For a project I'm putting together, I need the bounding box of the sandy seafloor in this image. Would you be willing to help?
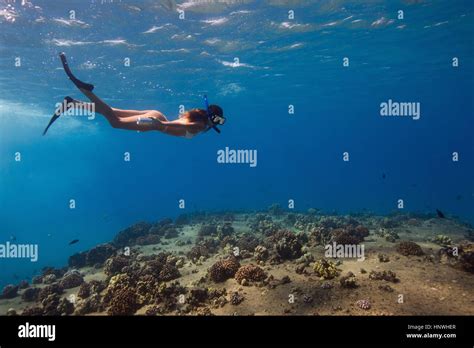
[1,211,473,316]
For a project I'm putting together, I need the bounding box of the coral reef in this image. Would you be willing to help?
[4,210,472,317]
[162,226,179,239]
[254,245,269,262]
[187,244,212,262]
[107,287,138,315]
[236,234,261,253]
[432,235,453,247]
[183,287,227,311]
[308,226,332,245]
[378,284,394,292]
[56,297,75,315]
[208,257,240,282]
[375,228,400,243]
[38,284,64,302]
[285,213,297,225]
[187,288,209,307]
[266,230,304,260]
[135,234,161,245]
[158,263,181,281]
[1,284,18,299]
[42,274,57,284]
[312,259,341,279]
[356,299,371,310]
[113,222,152,248]
[32,276,43,285]
[218,222,235,238]
[198,224,218,237]
[330,225,369,245]
[396,241,424,256]
[175,214,190,226]
[41,266,66,279]
[339,272,358,288]
[380,217,401,228]
[321,282,333,289]
[248,214,282,235]
[21,287,40,302]
[407,218,422,226]
[75,294,104,315]
[18,280,29,289]
[268,203,284,216]
[104,255,130,277]
[369,270,399,283]
[59,270,84,289]
[143,253,181,281]
[68,243,116,268]
[234,264,267,285]
[77,280,106,299]
[230,292,244,305]
[458,242,474,273]
[21,307,44,316]
[41,293,73,316]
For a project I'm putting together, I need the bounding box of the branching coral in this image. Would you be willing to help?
[312,259,341,279]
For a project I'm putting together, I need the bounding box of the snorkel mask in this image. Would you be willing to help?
[210,114,226,125]
[204,95,225,133]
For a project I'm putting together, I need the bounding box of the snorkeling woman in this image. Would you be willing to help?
[43,53,225,137]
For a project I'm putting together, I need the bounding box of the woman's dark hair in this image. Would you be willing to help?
[186,105,223,123]
[209,104,223,117]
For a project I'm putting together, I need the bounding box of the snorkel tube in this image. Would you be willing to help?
[204,95,221,134]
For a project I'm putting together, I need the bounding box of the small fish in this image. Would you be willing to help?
[382,173,386,179]
[68,239,79,245]
[436,209,445,218]
[10,235,16,241]
[456,195,463,201]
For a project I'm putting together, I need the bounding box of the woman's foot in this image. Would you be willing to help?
[59,53,94,91]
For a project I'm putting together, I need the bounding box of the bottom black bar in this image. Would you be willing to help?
[0,315,472,346]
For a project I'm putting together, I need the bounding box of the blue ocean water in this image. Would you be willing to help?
[0,0,472,288]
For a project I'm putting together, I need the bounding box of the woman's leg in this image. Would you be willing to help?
[77,89,122,128]
[69,92,165,131]
[111,108,162,118]
[67,97,160,119]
